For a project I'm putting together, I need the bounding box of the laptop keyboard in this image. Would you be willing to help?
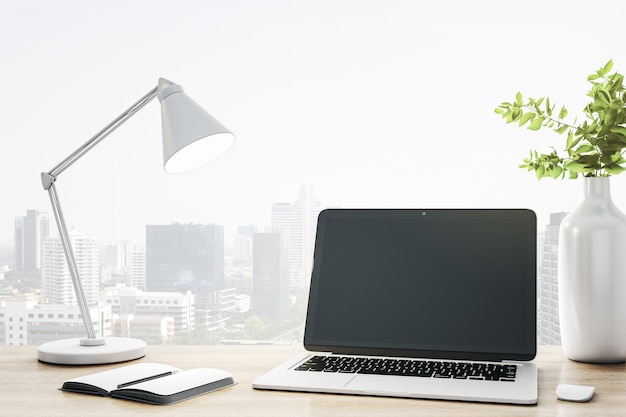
[295,355,517,382]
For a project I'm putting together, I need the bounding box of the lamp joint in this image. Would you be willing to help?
[41,172,56,190]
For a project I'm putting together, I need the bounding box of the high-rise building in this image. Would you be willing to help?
[99,243,122,284]
[42,230,100,306]
[252,232,289,323]
[129,249,146,290]
[271,185,322,289]
[14,210,49,272]
[145,223,224,292]
[537,212,567,345]
[233,224,256,266]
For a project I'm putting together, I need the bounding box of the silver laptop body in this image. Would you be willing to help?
[253,209,538,405]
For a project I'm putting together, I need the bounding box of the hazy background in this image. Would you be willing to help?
[3,0,626,246]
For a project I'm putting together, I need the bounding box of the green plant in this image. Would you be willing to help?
[495,60,626,179]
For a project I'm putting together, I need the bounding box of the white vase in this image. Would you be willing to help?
[558,176,626,363]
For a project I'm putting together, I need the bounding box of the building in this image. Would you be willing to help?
[537,212,567,345]
[0,299,112,345]
[129,248,146,290]
[99,242,122,284]
[224,264,253,294]
[101,286,195,335]
[195,287,238,333]
[114,315,175,345]
[252,232,289,323]
[271,185,322,289]
[42,230,100,306]
[14,210,49,273]
[146,223,224,292]
[233,224,256,266]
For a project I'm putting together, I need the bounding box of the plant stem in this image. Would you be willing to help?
[520,105,577,130]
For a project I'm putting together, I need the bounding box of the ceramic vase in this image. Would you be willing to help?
[558,176,626,363]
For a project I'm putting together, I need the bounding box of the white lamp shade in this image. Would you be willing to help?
[159,82,235,173]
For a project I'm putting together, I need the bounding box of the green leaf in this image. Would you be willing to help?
[574,144,595,154]
[518,112,535,127]
[597,89,611,104]
[511,107,522,122]
[494,107,505,114]
[563,162,591,173]
[548,165,563,179]
[610,74,624,94]
[611,153,626,163]
[576,154,601,168]
[610,126,626,136]
[605,164,625,175]
[516,92,523,105]
[604,59,614,74]
[565,131,579,150]
[535,165,545,180]
[558,106,568,119]
[554,124,569,134]
[528,117,544,131]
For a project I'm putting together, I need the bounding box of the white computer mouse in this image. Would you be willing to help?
[556,384,595,402]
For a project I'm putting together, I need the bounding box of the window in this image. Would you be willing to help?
[0,2,613,348]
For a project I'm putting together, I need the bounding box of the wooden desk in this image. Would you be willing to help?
[1,345,624,416]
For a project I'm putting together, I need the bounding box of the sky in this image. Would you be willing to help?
[3,0,626,247]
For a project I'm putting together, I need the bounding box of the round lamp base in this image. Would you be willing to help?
[38,337,147,365]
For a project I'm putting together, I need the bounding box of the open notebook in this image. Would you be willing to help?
[253,208,538,405]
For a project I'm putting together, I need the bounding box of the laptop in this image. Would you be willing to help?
[252,208,538,405]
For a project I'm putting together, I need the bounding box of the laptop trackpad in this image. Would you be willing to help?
[345,374,440,396]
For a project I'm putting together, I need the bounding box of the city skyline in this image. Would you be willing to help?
[0,185,324,346]
[2,186,566,346]
[0,188,575,267]
[0,184,325,258]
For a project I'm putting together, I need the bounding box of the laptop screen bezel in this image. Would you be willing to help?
[303,208,537,362]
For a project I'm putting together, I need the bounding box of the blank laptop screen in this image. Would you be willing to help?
[304,209,537,362]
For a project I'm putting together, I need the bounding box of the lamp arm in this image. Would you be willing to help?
[45,181,100,341]
[43,84,160,186]
[40,81,167,343]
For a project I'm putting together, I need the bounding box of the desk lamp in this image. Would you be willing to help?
[37,78,235,365]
